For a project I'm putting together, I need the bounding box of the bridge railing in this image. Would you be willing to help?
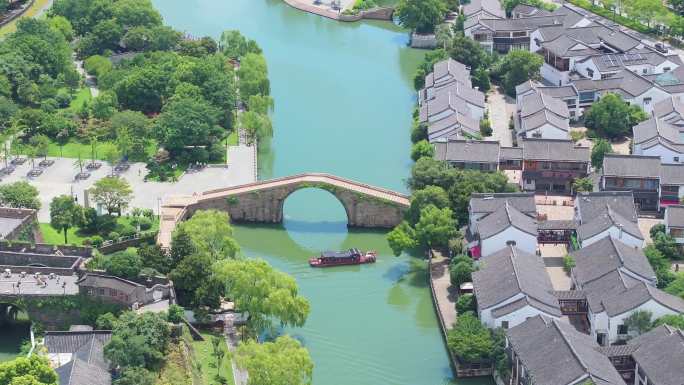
[199,173,409,202]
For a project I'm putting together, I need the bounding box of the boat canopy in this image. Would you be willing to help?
[321,249,361,259]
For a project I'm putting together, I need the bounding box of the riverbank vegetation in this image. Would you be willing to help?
[1,0,274,182]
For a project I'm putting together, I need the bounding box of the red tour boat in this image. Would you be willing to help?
[309,248,377,267]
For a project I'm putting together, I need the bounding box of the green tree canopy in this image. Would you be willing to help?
[396,0,449,33]
[410,139,434,161]
[387,221,418,256]
[584,93,648,139]
[572,177,593,193]
[219,30,262,59]
[154,96,223,162]
[214,258,310,328]
[0,355,57,385]
[236,335,313,385]
[238,53,270,99]
[49,195,84,244]
[447,312,494,363]
[449,34,491,71]
[591,139,613,169]
[407,185,450,225]
[104,311,170,371]
[624,310,654,336]
[113,367,155,385]
[665,272,684,299]
[496,50,543,96]
[653,314,684,329]
[415,205,457,248]
[91,176,133,215]
[0,181,41,209]
[450,255,475,287]
[175,210,239,260]
[105,248,143,279]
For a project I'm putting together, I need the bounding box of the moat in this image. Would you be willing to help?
[154,1,492,384]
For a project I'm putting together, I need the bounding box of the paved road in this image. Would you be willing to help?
[1,157,256,222]
[486,87,514,147]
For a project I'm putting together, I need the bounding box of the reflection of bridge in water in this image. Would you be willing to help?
[158,173,410,248]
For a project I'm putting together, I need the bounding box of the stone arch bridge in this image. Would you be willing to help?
[158,173,410,247]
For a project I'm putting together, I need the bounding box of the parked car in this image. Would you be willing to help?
[655,42,668,53]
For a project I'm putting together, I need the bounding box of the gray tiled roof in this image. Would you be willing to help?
[576,204,644,241]
[581,269,639,313]
[666,204,684,228]
[661,163,684,186]
[475,201,538,239]
[512,3,552,17]
[55,359,111,385]
[575,191,638,224]
[463,0,505,19]
[522,138,590,162]
[632,117,684,153]
[506,316,627,385]
[571,236,655,286]
[573,70,657,97]
[603,281,684,316]
[424,58,472,91]
[626,325,684,385]
[434,82,485,108]
[499,146,523,160]
[44,331,112,354]
[427,112,480,142]
[46,330,112,385]
[434,140,500,163]
[420,88,474,123]
[477,15,563,32]
[653,96,684,122]
[472,246,560,316]
[520,91,570,119]
[602,154,662,179]
[470,192,536,216]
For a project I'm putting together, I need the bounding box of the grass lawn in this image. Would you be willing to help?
[226,130,239,146]
[38,216,159,246]
[68,88,93,112]
[191,331,235,385]
[38,223,88,245]
[0,0,52,37]
[16,137,157,161]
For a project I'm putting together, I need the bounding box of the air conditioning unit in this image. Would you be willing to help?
[3,269,10,278]
[49,273,56,280]
[20,271,26,278]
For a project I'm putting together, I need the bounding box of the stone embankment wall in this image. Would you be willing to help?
[282,0,393,22]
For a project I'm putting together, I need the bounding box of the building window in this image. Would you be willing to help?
[618,324,629,335]
[664,67,671,72]
[98,288,105,296]
[642,68,648,74]
[675,157,680,162]
[587,69,594,77]
[644,97,652,105]
[501,321,509,329]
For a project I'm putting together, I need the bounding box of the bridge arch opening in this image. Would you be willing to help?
[282,187,349,250]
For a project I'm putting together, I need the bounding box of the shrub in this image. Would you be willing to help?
[91,235,104,248]
[479,116,492,137]
[450,255,475,287]
[455,294,476,314]
[138,217,153,231]
[167,304,185,323]
[108,231,120,241]
[117,223,136,237]
[563,255,575,273]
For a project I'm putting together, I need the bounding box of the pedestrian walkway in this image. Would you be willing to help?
[486,87,514,147]
[429,253,457,329]
[223,316,248,385]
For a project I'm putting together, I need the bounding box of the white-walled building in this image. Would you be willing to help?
[471,201,538,257]
[574,191,644,248]
[506,316,627,385]
[515,90,570,140]
[472,246,561,329]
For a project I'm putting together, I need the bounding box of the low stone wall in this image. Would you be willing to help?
[410,32,437,49]
[0,251,82,269]
[0,0,35,28]
[0,242,92,258]
[98,232,157,254]
[282,0,393,22]
[0,207,36,241]
[0,265,75,276]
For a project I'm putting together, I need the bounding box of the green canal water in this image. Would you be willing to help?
[153,1,494,384]
[0,320,30,362]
